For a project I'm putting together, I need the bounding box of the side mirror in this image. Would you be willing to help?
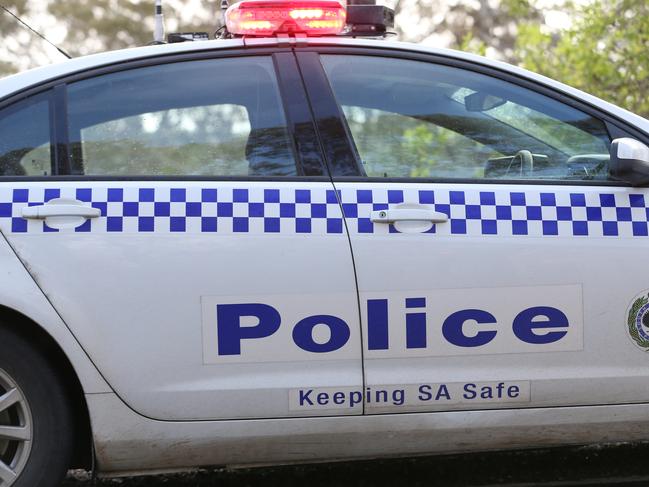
[609,138,649,186]
[464,92,506,112]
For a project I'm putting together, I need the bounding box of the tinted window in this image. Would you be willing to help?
[67,57,297,177]
[0,92,52,176]
[321,55,611,181]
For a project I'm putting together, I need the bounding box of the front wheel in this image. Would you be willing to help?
[0,327,74,487]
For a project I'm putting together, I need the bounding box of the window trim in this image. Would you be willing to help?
[0,46,328,181]
[299,46,649,187]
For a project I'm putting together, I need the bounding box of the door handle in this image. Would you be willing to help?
[22,201,100,220]
[370,208,449,224]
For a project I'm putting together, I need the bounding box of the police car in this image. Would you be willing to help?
[2,0,649,485]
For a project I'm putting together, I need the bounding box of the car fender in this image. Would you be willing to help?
[0,231,110,394]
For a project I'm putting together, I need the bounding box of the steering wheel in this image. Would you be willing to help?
[504,150,534,178]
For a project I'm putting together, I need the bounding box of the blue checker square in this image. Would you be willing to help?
[186,202,202,217]
[633,221,649,236]
[0,203,11,217]
[465,205,481,219]
[76,188,92,202]
[170,217,186,232]
[123,202,139,216]
[616,207,632,221]
[295,189,311,203]
[265,189,280,203]
[75,220,91,232]
[372,203,388,211]
[512,220,528,235]
[201,189,218,203]
[435,204,450,217]
[510,192,526,206]
[280,203,296,218]
[248,203,264,217]
[586,206,602,221]
[603,221,619,236]
[264,218,280,233]
[599,193,616,207]
[107,188,123,202]
[556,206,572,221]
[138,217,154,232]
[570,193,586,207]
[542,221,558,235]
[233,217,249,232]
[326,190,338,204]
[11,218,26,233]
[417,191,433,204]
[481,220,497,235]
[139,188,155,202]
[43,223,58,233]
[572,221,589,236]
[327,218,343,234]
[479,192,496,206]
[233,189,249,202]
[540,193,556,206]
[296,218,311,233]
[170,188,186,202]
[449,191,465,205]
[342,203,357,218]
[154,202,170,217]
[630,194,645,207]
[526,206,542,220]
[496,205,512,220]
[389,190,405,203]
[44,188,60,201]
[356,190,372,204]
[201,217,217,232]
[107,217,123,232]
[311,203,327,218]
[92,202,107,216]
[357,218,373,234]
[451,219,466,234]
[12,189,28,203]
[217,202,233,217]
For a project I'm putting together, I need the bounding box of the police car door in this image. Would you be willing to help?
[301,50,649,414]
[0,51,363,420]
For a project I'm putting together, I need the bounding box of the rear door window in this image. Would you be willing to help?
[67,57,298,177]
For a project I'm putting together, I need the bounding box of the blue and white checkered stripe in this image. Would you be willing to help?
[338,187,649,237]
[1,184,649,237]
[0,186,344,235]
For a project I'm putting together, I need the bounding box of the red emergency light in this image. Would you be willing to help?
[225,0,347,37]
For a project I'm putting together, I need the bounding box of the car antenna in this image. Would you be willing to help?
[0,3,71,59]
[153,0,165,44]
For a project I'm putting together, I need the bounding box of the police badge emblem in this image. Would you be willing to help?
[627,291,649,350]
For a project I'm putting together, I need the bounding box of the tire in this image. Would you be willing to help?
[0,326,74,487]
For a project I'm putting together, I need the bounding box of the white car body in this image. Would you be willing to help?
[1,37,649,477]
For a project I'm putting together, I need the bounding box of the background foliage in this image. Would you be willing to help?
[0,0,647,118]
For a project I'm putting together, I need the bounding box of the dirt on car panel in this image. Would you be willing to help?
[62,442,649,486]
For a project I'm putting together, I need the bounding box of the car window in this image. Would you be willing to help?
[67,57,298,177]
[0,92,53,177]
[321,55,612,181]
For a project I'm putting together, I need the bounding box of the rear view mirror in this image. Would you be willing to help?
[609,138,649,186]
[464,92,506,112]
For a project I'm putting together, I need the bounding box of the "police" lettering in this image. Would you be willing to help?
[215,298,571,356]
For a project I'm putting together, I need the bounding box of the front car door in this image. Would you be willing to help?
[0,50,363,420]
[300,48,649,414]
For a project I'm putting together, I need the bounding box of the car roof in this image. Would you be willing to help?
[1,36,648,134]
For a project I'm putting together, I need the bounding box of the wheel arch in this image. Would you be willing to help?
[0,304,93,470]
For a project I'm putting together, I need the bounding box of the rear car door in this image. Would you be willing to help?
[0,50,363,420]
[299,49,649,414]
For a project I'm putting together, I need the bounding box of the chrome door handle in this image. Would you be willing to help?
[22,201,100,220]
[370,208,449,224]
